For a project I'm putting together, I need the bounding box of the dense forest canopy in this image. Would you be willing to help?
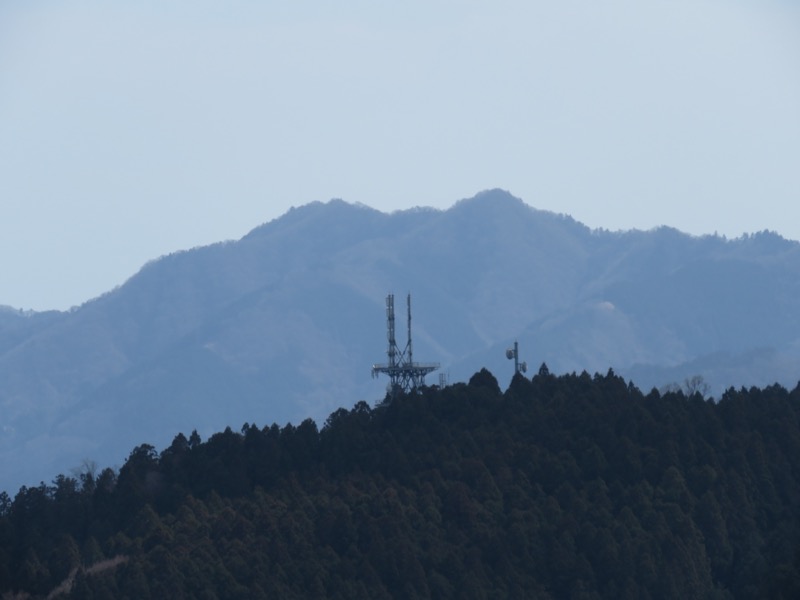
[1,367,799,598]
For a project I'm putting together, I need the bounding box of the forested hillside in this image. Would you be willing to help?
[1,369,798,599]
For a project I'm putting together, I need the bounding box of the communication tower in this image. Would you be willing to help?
[438,372,449,388]
[506,340,528,375]
[372,294,440,397]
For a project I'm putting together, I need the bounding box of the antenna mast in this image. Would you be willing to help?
[372,293,439,398]
[505,340,528,375]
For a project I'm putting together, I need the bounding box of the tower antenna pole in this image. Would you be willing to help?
[407,293,413,364]
[386,294,396,369]
[513,340,519,374]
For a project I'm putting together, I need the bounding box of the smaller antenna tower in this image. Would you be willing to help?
[372,294,440,397]
[438,372,449,388]
[505,340,528,375]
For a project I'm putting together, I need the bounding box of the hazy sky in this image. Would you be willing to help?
[2,0,798,311]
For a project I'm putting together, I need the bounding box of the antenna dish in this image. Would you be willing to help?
[520,361,528,374]
[506,348,514,360]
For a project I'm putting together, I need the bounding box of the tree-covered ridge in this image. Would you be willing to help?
[1,368,799,598]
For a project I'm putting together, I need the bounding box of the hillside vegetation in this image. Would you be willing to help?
[1,368,799,598]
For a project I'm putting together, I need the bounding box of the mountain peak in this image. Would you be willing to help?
[242,198,383,242]
[280,197,382,222]
[452,188,527,211]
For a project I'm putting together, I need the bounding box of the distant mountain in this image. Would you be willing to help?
[2,189,800,492]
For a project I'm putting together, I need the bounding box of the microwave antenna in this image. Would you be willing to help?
[506,340,528,375]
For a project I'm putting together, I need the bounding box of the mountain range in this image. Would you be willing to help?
[2,189,800,492]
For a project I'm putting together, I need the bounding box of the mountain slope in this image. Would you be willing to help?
[2,189,800,491]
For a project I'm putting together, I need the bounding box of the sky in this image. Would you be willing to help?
[1,0,799,311]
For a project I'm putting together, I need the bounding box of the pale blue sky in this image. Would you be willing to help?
[1,0,798,311]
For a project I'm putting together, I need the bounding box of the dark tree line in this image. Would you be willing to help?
[1,367,799,598]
